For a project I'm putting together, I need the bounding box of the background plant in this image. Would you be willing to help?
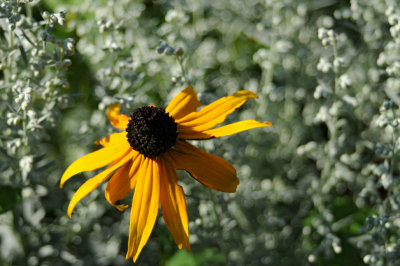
[1,0,400,265]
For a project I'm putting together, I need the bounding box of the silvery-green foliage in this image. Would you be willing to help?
[3,0,400,265]
[0,0,75,265]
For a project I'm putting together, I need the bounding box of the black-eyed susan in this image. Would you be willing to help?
[60,86,272,262]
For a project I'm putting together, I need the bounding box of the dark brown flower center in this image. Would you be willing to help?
[126,106,178,158]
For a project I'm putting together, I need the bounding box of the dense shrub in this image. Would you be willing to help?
[1,0,400,265]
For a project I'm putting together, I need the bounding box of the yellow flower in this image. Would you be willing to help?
[60,86,272,262]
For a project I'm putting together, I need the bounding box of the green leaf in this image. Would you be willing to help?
[166,248,225,266]
[0,186,22,214]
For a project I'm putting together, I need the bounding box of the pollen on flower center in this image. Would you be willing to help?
[126,106,178,158]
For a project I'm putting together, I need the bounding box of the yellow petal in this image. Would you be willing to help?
[159,155,190,251]
[126,158,160,262]
[95,131,127,147]
[177,90,258,131]
[67,149,134,217]
[178,120,272,139]
[107,104,131,130]
[165,86,201,120]
[169,140,239,193]
[105,153,143,211]
[60,132,129,188]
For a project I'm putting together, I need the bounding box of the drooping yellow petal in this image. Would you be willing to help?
[178,120,272,139]
[107,104,131,130]
[60,132,129,188]
[67,149,134,217]
[105,161,132,211]
[126,158,160,262]
[159,155,190,251]
[176,90,258,131]
[165,86,201,120]
[105,152,144,211]
[95,131,128,147]
[169,140,239,193]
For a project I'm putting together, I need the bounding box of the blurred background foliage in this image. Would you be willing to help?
[1,0,400,265]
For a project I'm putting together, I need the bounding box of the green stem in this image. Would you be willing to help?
[26,2,32,18]
[9,28,14,49]
[331,34,340,93]
[2,57,10,83]
[390,109,397,176]
[22,109,28,155]
[176,55,189,85]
